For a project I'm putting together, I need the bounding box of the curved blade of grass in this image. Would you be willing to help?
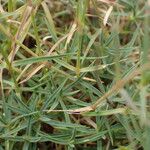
[13,54,74,67]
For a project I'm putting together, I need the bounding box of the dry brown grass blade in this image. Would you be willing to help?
[17,64,32,82]
[83,117,97,129]
[8,4,33,62]
[19,64,45,84]
[64,22,77,50]
[0,2,4,13]
[97,0,115,4]
[103,5,113,26]
[46,106,93,113]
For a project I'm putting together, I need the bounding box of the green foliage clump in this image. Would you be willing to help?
[0,0,150,149]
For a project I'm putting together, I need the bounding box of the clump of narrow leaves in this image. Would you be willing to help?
[0,0,150,150]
